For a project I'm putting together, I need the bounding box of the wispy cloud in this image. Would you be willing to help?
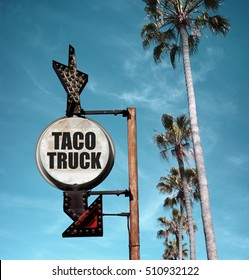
[198,91,238,119]
[22,65,54,97]
[111,43,186,111]
[216,225,249,259]
[191,46,238,118]
[200,125,220,154]
[104,38,229,115]
[41,216,66,235]
[139,189,165,233]
[119,87,163,112]
[0,192,59,213]
[227,154,249,167]
[192,46,225,83]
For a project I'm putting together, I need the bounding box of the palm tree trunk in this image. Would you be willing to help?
[179,26,218,260]
[178,201,184,260]
[177,155,196,260]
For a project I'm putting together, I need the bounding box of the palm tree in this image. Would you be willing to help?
[142,0,230,260]
[157,168,186,259]
[157,167,200,259]
[157,209,189,259]
[154,113,196,259]
[163,239,188,260]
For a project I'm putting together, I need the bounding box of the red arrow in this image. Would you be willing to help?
[63,195,103,238]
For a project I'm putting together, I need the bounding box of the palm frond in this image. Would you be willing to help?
[141,22,157,37]
[172,207,181,219]
[163,28,178,41]
[145,2,165,18]
[176,114,190,130]
[182,142,191,153]
[143,0,160,8]
[171,148,177,158]
[154,133,167,148]
[153,41,170,63]
[176,114,191,142]
[194,12,209,27]
[170,43,181,68]
[184,0,203,14]
[157,216,167,224]
[162,114,174,130]
[170,167,180,177]
[160,149,170,161]
[185,168,197,179]
[141,23,159,49]
[193,187,201,201]
[164,196,179,208]
[157,229,167,239]
[208,15,230,36]
[188,34,200,55]
[158,175,168,181]
[156,181,173,194]
[204,0,224,11]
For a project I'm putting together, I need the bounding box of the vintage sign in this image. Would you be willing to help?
[36,116,115,191]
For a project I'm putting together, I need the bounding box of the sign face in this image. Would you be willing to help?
[36,117,115,191]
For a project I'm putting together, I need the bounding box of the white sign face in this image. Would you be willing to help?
[36,117,115,191]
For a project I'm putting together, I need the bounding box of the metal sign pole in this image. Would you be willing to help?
[127,108,140,260]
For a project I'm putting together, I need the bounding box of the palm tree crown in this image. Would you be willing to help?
[157,209,189,259]
[154,114,191,161]
[141,0,230,67]
[157,167,200,209]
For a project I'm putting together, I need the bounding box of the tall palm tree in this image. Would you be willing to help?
[157,167,200,259]
[154,113,196,259]
[142,0,230,260]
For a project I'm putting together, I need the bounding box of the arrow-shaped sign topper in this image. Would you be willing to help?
[53,45,88,116]
[63,192,103,238]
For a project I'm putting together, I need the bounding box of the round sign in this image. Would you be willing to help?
[35,116,115,191]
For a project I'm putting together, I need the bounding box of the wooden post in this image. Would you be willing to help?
[127,108,140,260]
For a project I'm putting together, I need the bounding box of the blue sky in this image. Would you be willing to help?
[0,0,248,260]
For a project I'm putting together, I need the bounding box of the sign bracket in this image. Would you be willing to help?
[81,109,128,117]
[103,213,130,217]
[87,189,130,197]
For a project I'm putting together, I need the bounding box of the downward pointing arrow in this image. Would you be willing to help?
[62,194,103,238]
